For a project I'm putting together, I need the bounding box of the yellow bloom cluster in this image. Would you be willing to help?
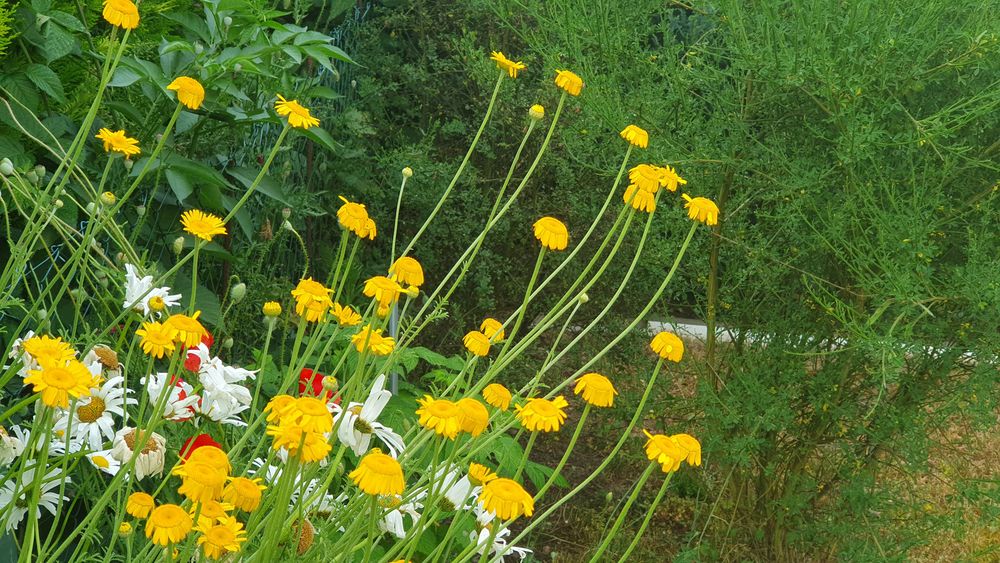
[265,395,333,463]
[351,325,395,355]
[643,431,702,473]
[291,278,334,323]
[135,312,209,359]
[337,197,377,240]
[350,448,405,496]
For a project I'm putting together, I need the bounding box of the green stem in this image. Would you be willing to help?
[535,404,590,501]
[513,431,537,481]
[587,463,656,562]
[616,472,673,563]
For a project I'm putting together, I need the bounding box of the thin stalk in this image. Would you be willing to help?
[587,463,656,562]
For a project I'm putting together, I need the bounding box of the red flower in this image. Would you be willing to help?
[299,368,329,399]
[183,331,215,373]
[179,433,221,461]
[169,375,199,421]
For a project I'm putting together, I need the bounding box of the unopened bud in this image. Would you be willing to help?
[33,164,45,179]
[85,202,98,215]
[262,301,282,318]
[0,158,13,176]
[172,237,185,255]
[123,159,134,171]
[578,292,589,304]
[404,286,419,298]
[118,522,133,537]
[223,16,232,26]
[96,271,109,288]
[604,491,613,503]
[282,207,292,219]
[54,199,64,208]
[36,308,47,321]
[222,337,233,349]
[100,191,116,206]
[25,170,38,184]
[401,167,413,179]
[194,43,204,54]
[322,376,339,393]
[135,204,146,217]
[350,79,357,89]
[229,282,246,302]
[281,220,294,232]
[116,252,125,263]
[233,63,242,73]
[529,104,545,121]
[70,288,87,301]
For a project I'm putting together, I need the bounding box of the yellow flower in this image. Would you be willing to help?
[554,69,584,96]
[670,433,702,466]
[337,197,377,240]
[532,216,569,251]
[490,51,526,78]
[189,500,234,527]
[330,303,361,326]
[265,395,296,424]
[468,463,498,487]
[187,446,232,475]
[574,373,618,407]
[275,94,320,129]
[682,194,719,226]
[619,125,649,149]
[415,396,462,439]
[479,478,534,520]
[643,430,687,473]
[126,492,156,519]
[529,104,545,121]
[167,77,205,110]
[463,331,491,357]
[482,383,512,411]
[515,396,568,433]
[351,325,395,356]
[389,256,425,288]
[102,0,139,29]
[164,312,209,348]
[173,461,228,503]
[624,185,656,213]
[95,128,140,158]
[262,301,282,318]
[628,164,664,193]
[118,522,133,537]
[480,318,505,343]
[363,276,402,316]
[24,359,93,409]
[659,165,687,192]
[349,449,405,496]
[266,423,331,463]
[222,477,266,513]
[180,209,227,241]
[456,398,489,437]
[288,397,334,434]
[650,331,684,362]
[145,504,193,546]
[291,278,333,323]
[21,335,75,364]
[196,515,247,560]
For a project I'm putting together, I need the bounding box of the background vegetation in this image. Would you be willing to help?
[2,0,998,560]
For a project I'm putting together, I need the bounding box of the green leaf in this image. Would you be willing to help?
[225,166,291,206]
[220,195,252,240]
[41,24,76,62]
[108,67,142,88]
[491,435,524,476]
[104,101,145,124]
[24,65,65,103]
[411,347,466,371]
[47,11,86,32]
[298,126,340,154]
[165,168,193,202]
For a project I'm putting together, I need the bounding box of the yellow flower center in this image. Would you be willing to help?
[123,429,159,454]
[149,505,186,527]
[295,397,329,416]
[204,525,236,546]
[91,455,111,469]
[92,346,120,369]
[528,399,559,417]
[361,452,400,475]
[148,296,166,312]
[424,399,460,419]
[77,396,107,423]
[41,367,80,390]
[488,479,523,501]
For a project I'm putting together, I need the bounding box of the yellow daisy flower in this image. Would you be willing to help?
[468,463,498,487]
[670,433,702,466]
[21,334,75,364]
[349,449,405,496]
[180,209,227,241]
[532,216,569,251]
[643,430,687,473]
[480,318,505,343]
[415,396,462,439]
[287,397,334,434]
[164,312,208,348]
[222,477,266,513]
[659,165,687,192]
[628,164,664,193]
[363,276,402,316]
[529,104,545,121]
[351,325,395,356]
[389,256,425,288]
[266,423,331,463]
[167,77,205,110]
[102,0,139,29]
[265,395,296,424]
[479,478,534,520]
[650,331,684,362]
[619,124,649,148]
[275,94,320,129]
[196,515,247,560]
[291,278,333,322]
[682,194,719,226]
[145,504,193,546]
[173,461,227,503]
[490,51,526,78]
[189,500,234,527]
[482,383,512,411]
[554,69,584,96]
[126,492,156,519]
[456,398,489,437]
[24,359,93,409]
[95,128,140,158]
[186,446,232,475]
[574,373,618,408]
[462,330,491,357]
[330,303,362,326]
[337,197,376,240]
[624,185,656,213]
[515,396,568,433]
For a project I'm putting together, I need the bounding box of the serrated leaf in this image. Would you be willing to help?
[48,11,85,32]
[25,65,65,103]
[42,24,76,62]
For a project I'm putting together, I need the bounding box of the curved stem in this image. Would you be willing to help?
[616,472,673,563]
[587,463,656,562]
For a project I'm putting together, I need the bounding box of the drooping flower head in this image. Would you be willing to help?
[574,373,618,407]
[554,70,584,96]
[682,194,719,226]
[181,210,227,241]
[619,125,649,149]
[330,303,362,326]
[179,434,222,462]
[456,398,489,437]
[223,477,266,512]
[24,358,93,409]
[337,196,377,240]
[95,128,140,158]
[624,185,656,213]
[650,331,684,362]
[478,478,534,520]
[462,331,491,357]
[490,51,526,78]
[349,449,405,496]
[532,216,569,251]
[389,257,425,288]
[127,492,155,519]
[363,276,402,317]
[482,384,512,411]
[102,0,139,29]
[167,77,205,110]
[643,430,687,473]
[480,318,505,343]
[110,427,166,480]
[196,515,247,560]
[670,433,702,466]
[291,278,333,323]
[275,95,319,129]
[265,423,331,463]
[515,396,569,433]
[351,325,395,356]
[468,463,497,487]
[173,461,228,502]
[165,312,209,349]
[415,396,462,439]
[659,165,687,192]
[145,504,193,546]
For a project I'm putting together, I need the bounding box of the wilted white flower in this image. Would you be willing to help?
[123,264,181,318]
[0,467,69,532]
[109,427,166,480]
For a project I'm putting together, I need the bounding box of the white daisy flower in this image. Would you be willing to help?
[86,449,121,475]
[10,424,78,455]
[435,466,478,512]
[123,263,181,318]
[0,426,24,466]
[379,492,424,539]
[53,375,135,451]
[186,344,255,426]
[334,374,405,457]
[469,526,532,562]
[140,373,200,422]
[0,467,69,532]
[109,427,166,480]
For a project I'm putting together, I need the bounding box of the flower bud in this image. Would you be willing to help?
[282,207,292,219]
[281,220,294,232]
[233,63,242,73]
[194,43,204,54]
[604,491,613,503]
[25,170,38,184]
[578,292,589,304]
[222,337,234,349]
[123,159,134,171]
[223,16,232,26]
[172,237,185,255]
[85,202,97,216]
[529,104,545,121]
[0,158,13,176]
[229,282,246,303]
[33,164,45,179]
[54,199,63,208]
[118,522,133,537]
[70,287,87,301]
[350,79,357,89]
[322,376,339,393]
[135,204,146,217]
[401,166,413,179]
[96,271,109,288]
[100,191,116,206]
[36,308,47,321]
[262,301,282,318]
